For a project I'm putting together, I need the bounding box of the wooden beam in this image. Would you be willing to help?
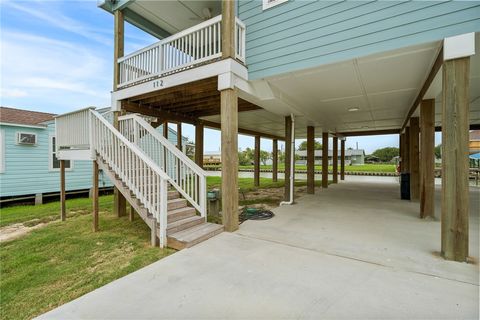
[340,139,345,181]
[113,10,124,91]
[401,47,443,131]
[129,206,135,222]
[254,135,260,187]
[163,121,168,138]
[92,160,99,232]
[284,116,292,201]
[195,123,204,168]
[272,139,278,182]
[60,160,66,221]
[221,0,235,59]
[441,57,470,262]
[307,126,315,194]
[221,88,239,232]
[177,123,182,150]
[399,133,405,172]
[338,129,400,137]
[332,137,338,184]
[420,99,435,219]
[112,110,127,217]
[409,117,420,200]
[322,132,329,188]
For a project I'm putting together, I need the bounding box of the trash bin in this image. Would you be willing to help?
[401,173,410,200]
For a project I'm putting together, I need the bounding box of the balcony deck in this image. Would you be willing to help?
[117,15,245,90]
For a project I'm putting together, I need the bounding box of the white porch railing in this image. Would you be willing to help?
[55,107,94,149]
[118,114,207,218]
[55,108,170,247]
[117,15,246,88]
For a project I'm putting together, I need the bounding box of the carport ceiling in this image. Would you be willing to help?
[265,41,445,135]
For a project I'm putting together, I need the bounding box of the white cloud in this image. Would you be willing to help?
[0,88,28,98]
[0,30,111,112]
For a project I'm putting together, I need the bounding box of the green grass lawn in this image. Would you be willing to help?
[204,163,396,173]
[206,176,323,192]
[0,198,174,320]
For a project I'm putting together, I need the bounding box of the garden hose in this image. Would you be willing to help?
[239,207,275,224]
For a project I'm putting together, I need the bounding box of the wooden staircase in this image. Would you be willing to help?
[97,157,223,250]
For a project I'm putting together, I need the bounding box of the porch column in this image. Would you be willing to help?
[92,160,99,232]
[420,99,435,219]
[284,116,292,201]
[272,139,278,182]
[409,117,420,200]
[404,126,410,173]
[322,132,328,188]
[441,56,470,262]
[195,123,204,168]
[113,111,126,217]
[221,89,239,232]
[340,138,345,180]
[254,136,260,187]
[60,160,66,221]
[306,126,315,194]
[332,137,338,184]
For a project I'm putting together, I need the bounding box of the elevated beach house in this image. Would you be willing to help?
[55,1,479,261]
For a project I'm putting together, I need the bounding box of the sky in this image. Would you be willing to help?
[0,0,441,154]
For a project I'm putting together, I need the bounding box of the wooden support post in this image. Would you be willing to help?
[272,139,278,182]
[332,137,338,184]
[420,99,435,219]
[399,133,405,172]
[254,135,260,187]
[92,160,99,232]
[60,160,66,221]
[177,123,182,151]
[195,123,204,168]
[163,121,168,138]
[409,117,420,200]
[221,0,235,59]
[129,206,135,222]
[113,10,124,91]
[284,116,292,201]
[404,127,410,172]
[113,111,127,217]
[306,126,315,194]
[322,132,329,188]
[441,57,470,262]
[221,88,239,232]
[340,139,345,180]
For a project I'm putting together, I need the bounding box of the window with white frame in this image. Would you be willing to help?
[0,130,4,173]
[263,0,288,10]
[50,136,71,170]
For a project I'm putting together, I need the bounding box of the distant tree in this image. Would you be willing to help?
[434,144,442,159]
[347,147,353,150]
[371,147,399,162]
[260,150,270,165]
[297,140,322,151]
[278,150,285,163]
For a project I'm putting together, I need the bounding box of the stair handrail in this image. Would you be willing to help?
[89,109,169,247]
[118,114,207,218]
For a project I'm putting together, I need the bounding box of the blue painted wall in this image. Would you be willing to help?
[238,0,480,79]
[0,120,190,197]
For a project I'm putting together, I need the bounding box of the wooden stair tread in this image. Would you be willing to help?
[169,222,223,242]
[166,215,204,235]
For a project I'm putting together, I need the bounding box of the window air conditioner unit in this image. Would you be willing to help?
[17,132,37,145]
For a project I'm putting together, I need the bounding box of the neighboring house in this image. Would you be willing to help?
[0,107,190,204]
[203,151,221,166]
[0,107,112,204]
[296,149,365,166]
[469,130,480,154]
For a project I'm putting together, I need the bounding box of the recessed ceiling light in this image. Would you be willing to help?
[348,107,360,112]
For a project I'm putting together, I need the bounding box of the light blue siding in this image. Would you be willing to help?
[0,122,112,197]
[238,0,480,79]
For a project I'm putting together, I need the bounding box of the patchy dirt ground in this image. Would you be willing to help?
[238,186,310,211]
[0,222,50,242]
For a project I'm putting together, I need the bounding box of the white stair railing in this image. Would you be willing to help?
[118,114,207,218]
[56,108,170,247]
